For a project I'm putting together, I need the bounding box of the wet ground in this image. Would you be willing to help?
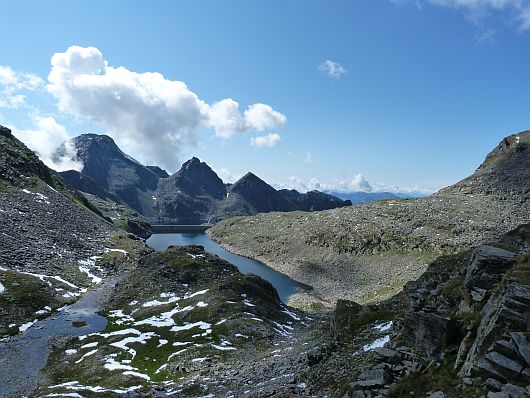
[0,277,118,398]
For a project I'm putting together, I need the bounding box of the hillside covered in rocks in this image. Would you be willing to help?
[210,130,530,307]
[0,126,119,336]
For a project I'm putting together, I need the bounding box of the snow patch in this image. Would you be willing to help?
[171,321,211,333]
[374,321,393,332]
[75,349,98,364]
[19,319,38,332]
[78,257,102,284]
[21,189,51,204]
[104,248,129,255]
[363,335,390,351]
[35,306,52,315]
[122,371,151,381]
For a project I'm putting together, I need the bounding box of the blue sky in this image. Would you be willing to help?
[1,0,530,193]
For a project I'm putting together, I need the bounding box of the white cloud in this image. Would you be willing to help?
[0,65,43,108]
[244,104,287,131]
[250,133,281,148]
[12,116,83,172]
[277,174,372,193]
[303,151,312,164]
[396,0,530,31]
[349,174,373,191]
[318,60,347,80]
[47,45,286,170]
[208,99,248,139]
[277,175,434,194]
[212,167,243,184]
[207,101,286,139]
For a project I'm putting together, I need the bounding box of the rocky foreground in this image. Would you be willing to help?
[210,131,530,307]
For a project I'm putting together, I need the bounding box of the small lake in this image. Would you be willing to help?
[147,232,308,303]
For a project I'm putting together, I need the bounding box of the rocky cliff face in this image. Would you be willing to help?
[340,224,530,398]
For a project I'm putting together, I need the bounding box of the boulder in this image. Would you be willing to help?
[464,245,516,291]
[484,351,530,382]
[358,367,393,386]
[402,311,456,359]
[373,347,402,364]
[484,377,504,392]
[487,383,530,398]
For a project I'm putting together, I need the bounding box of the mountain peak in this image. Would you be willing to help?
[162,157,227,201]
[441,129,530,198]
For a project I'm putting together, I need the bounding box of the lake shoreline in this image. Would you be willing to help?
[147,232,310,305]
[205,232,339,309]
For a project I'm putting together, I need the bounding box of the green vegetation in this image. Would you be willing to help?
[0,269,64,335]
[507,253,530,284]
[387,354,486,398]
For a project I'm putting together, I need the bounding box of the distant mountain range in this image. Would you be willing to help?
[325,190,430,204]
[55,134,359,224]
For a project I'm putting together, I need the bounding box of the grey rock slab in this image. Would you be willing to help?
[464,245,516,292]
[511,332,530,368]
[485,351,528,381]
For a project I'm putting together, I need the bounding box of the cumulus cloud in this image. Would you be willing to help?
[212,167,243,184]
[277,174,434,194]
[207,101,286,139]
[47,45,286,170]
[0,65,43,108]
[395,0,530,31]
[318,60,347,80]
[12,116,83,172]
[348,174,373,191]
[250,132,281,148]
[278,174,373,193]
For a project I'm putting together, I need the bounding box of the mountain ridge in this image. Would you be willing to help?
[54,134,352,224]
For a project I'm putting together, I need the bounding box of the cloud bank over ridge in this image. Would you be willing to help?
[47,46,286,170]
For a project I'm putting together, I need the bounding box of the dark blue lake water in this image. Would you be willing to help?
[147,233,308,303]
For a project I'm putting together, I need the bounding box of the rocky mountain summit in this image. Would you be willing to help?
[442,130,530,199]
[55,134,161,217]
[56,134,351,225]
[153,157,228,224]
[210,130,530,307]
